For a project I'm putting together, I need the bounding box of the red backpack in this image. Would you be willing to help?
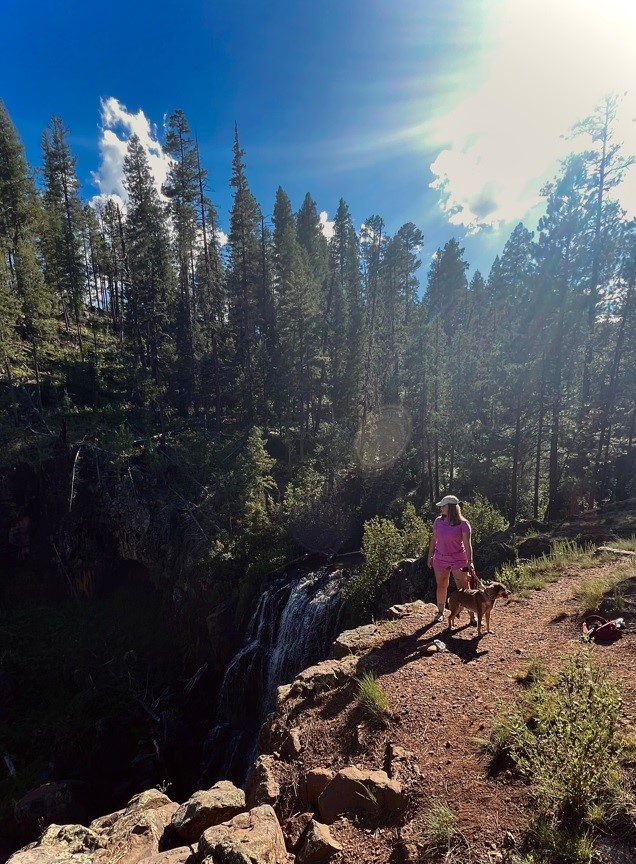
[581,615,625,642]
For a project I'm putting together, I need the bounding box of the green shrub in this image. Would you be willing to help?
[490,651,624,825]
[463,493,508,543]
[399,503,430,558]
[497,541,599,597]
[522,819,594,864]
[343,516,404,620]
[356,671,391,728]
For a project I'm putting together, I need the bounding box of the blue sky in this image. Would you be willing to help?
[3,0,636,277]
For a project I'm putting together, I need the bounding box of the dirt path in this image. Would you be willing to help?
[279,559,636,863]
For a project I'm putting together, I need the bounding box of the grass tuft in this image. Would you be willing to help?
[417,801,461,860]
[356,670,391,728]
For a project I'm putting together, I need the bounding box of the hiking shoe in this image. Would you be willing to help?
[469,615,477,626]
[433,612,444,623]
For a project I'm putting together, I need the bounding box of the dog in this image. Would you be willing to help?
[447,582,510,636]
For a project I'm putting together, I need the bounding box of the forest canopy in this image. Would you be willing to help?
[1,95,635,545]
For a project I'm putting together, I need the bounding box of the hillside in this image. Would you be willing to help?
[7,545,636,864]
[266,553,636,863]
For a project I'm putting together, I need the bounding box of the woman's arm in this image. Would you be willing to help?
[427,521,436,567]
[462,522,474,570]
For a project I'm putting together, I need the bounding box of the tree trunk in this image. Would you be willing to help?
[4,357,18,425]
[534,361,546,520]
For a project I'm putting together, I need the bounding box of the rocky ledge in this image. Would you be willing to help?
[7,620,404,864]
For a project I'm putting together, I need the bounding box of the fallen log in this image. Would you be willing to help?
[595,546,636,557]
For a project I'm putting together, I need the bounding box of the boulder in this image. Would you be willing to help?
[281,728,302,761]
[89,809,125,833]
[282,812,312,853]
[317,766,406,824]
[303,769,334,809]
[288,656,358,698]
[276,684,292,706]
[329,624,379,660]
[245,756,280,809]
[384,743,420,784]
[378,557,434,611]
[297,820,342,864]
[7,824,104,864]
[198,804,291,863]
[171,781,245,844]
[93,790,179,864]
[516,535,553,560]
[386,601,427,619]
[6,850,56,864]
[136,850,194,864]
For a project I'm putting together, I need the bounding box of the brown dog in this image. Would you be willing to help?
[447,582,510,636]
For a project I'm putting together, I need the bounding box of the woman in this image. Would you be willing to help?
[427,494,475,623]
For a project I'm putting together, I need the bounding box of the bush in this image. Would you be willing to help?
[463,493,508,543]
[399,503,430,558]
[343,516,404,620]
[491,651,624,825]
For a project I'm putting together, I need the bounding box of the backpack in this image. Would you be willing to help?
[581,614,625,643]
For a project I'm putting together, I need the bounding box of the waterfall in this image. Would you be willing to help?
[201,566,345,785]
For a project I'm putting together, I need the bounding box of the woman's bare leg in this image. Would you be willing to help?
[434,568,451,619]
[451,567,470,591]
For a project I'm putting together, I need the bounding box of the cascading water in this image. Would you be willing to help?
[201,566,346,785]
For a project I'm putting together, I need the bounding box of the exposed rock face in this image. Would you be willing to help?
[7,824,104,863]
[282,812,312,853]
[280,728,302,761]
[287,656,358,699]
[302,770,334,809]
[171,781,245,845]
[329,624,379,659]
[136,850,193,863]
[386,600,427,619]
[92,790,178,864]
[378,557,434,612]
[245,756,281,809]
[198,804,292,863]
[516,535,553,560]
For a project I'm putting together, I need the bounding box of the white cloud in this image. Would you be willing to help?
[428,0,636,233]
[91,97,173,208]
[319,210,335,240]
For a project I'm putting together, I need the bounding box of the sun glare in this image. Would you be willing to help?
[425,0,636,232]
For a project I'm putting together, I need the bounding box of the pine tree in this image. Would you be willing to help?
[226,127,267,422]
[572,96,635,415]
[193,138,225,427]
[272,186,320,458]
[325,199,362,422]
[536,156,589,518]
[122,133,175,430]
[41,117,86,353]
[0,101,54,417]
[379,222,423,403]
[359,214,385,448]
[163,109,201,413]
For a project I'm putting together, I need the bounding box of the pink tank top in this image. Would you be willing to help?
[433,516,470,559]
